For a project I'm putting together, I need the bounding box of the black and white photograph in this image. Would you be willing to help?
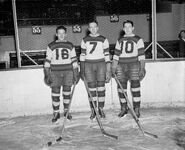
[0,0,185,150]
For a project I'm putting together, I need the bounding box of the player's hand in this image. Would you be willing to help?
[139,67,146,81]
[105,62,111,83]
[73,68,80,84]
[105,71,111,83]
[43,67,52,86]
[111,60,118,78]
[111,67,117,78]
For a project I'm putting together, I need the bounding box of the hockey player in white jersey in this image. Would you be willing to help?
[44,26,79,123]
[80,20,111,119]
[112,20,146,118]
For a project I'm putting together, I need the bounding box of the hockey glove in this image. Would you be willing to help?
[111,59,118,77]
[105,62,111,83]
[43,67,52,86]
[73,67,80,84]
[139,67,146,81]
[80,62,85,81]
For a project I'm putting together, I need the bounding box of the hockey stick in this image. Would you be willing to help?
[114,75,158,139]
[83,77,118,140]
[47,82,77,146]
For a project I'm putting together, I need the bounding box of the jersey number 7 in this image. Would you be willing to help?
[89,42,97,54]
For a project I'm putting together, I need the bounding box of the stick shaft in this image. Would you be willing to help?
[84,78,118,140]
[47,82,77,146]
[114,75,158,139]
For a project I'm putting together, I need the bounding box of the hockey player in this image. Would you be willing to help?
[44,25,79,123]
[112,20,146,118]
[80,20,111,119]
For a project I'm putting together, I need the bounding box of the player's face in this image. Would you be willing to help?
[56,29,66,41]
[123,23,134,35]
[181,32,185,39]
[88,22,99,35]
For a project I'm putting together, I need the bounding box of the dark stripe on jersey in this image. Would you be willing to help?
[138,48,145,56]
[48,41,73,51]
[104,53,109,56]
[119,57,138,63]
[103,48,109,53]
[71,56,77,59]
[50,64,73,71]
[45,59,51,63]
[72,59,77,63]
[83,35,106,43]
[118,35,141,44]
[114,49,122,56]
[81,48,86,54]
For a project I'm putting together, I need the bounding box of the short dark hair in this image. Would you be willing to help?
[123,20,134,27]
[56,25,67,33]
[88,20,98,26]
[178,30,185,39]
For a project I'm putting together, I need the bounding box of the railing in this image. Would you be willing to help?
[8,41,181,68]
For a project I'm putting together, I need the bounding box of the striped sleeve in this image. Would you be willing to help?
[44,46,52,68]
[103,38,110,63]
[80,39,86,62]
[137,39,145,61]
[113,40,122,61]
[71,47,78,69]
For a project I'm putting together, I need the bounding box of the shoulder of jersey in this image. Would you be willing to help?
[134,35,142,40]
[65,41,74,47]
[117,35,142,43]
[83,35,106,43]
[48,41,74,50]
[48,41,56,48]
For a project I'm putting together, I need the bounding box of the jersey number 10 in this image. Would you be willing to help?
[121,41,134,53]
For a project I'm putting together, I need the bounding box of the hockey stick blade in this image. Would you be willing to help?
[83,78,118,140]
[47,136,62,146]
[144,131,158,139]
[102,129,118,139]
[114,75,158,139]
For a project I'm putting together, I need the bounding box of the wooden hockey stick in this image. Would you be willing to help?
[114,75,158,139]
[83,78,118,140]
[47,82,77,146]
